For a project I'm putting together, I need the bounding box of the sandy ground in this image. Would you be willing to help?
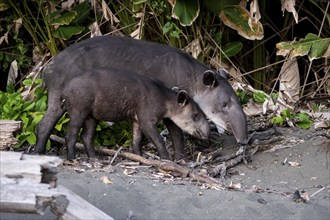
[1,127,330,220]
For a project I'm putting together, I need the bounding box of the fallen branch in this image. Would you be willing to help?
[49,135,222,185]
[209,146,259,178]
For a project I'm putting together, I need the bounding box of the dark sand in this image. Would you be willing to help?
[2,127,329,220]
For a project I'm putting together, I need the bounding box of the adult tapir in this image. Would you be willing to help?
[35,35,248,160]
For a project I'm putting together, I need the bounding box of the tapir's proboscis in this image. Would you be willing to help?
[61,68,209,160]
[35,35,248,160]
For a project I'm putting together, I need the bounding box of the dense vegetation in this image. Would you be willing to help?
[0,0,329,149]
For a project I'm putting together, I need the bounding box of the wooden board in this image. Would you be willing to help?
[0,151,114,219]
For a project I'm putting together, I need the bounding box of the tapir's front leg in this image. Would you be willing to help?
[163,118,186,161]
[140,121,170,160]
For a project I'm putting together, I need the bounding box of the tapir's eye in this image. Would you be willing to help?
[222,102,229,111]
[192,114,199,122]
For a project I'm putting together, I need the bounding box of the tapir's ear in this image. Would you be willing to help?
[203,70,218,88]
[177,90,188,106]
[217,68,229,80]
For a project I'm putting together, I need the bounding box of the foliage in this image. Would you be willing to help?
[271,109,313,129]
[0,0,329,151]
[0,79,48,147]
[276,33,330,61]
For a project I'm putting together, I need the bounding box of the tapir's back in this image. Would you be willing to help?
[43,36,207,92]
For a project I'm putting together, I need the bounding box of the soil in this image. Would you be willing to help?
[2,127,330,220]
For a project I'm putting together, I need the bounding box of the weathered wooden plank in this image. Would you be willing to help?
[0,120,22,150]
[0,183,62,214]
[0,152,63,185]
[57,185,114,220]
[0,184,114,220]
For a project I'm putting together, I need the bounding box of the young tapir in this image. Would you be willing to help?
[61,68,210,160]
[35,35,248,161]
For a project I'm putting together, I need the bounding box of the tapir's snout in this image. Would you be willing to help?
[227,103,248,146]
[193,124,210,140]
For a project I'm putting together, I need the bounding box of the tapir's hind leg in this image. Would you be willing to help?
[81,116,97,158]
[35,92,65,154]
[65,110,88,160]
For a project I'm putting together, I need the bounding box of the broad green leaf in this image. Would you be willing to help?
[276,33,330,61]
[51,11,77,26]
[295,112,313,129]
[171,0,199,26]
[222,41,243,57]
[71,1,90,24]
[53,25,85,40]
[30,113,44,128]
[26,132,36,144]
[23,101,35,112]
[220,5,264,40]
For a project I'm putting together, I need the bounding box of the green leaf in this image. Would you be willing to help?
[220,5,264,40]
[55,116,70,131]
[30,113,44,129]
[53,25,85,40]
[253,92,267,103]
[26,132,36,144]
[171,0,200,26]
[222,41,243,57]
[282,108,292,119]
[276,33,330,61]
[295,112,313,129]
[51,11,77,26]
[271,116,284,126]
[71,1,90,24]
[23,101,35,112]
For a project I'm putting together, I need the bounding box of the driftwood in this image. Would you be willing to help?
[0,151,113,220]
[0,120,22,150]
[50,135,222,185]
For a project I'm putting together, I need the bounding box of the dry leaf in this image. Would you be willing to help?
[184,38,202,59]
[228,181,241,189]
[7,60,18,85]
[123,168,137,176]
[248,0,261,30]
[281,0,299,23]
[279,58,300,104]
[100,176,113,185]
[288,161,300,167]
[61,0,75,10]
[0,31,8,45]
[89,22,102,38]
[102,0,119,24]
[130,13,144,39]
[14,18,23,33]
[300,191,310,202]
